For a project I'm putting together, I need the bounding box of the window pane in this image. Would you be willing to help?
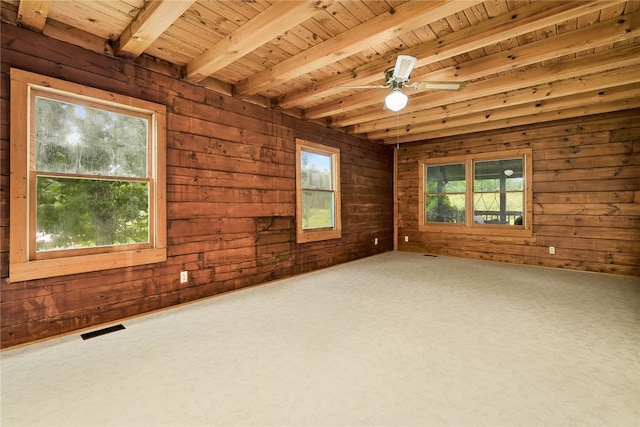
[474,192,523,225]
[473,158,524,226]
[301,190,333,229]
[35,96,148,177]
[301,151,332,190]
[506,192,524,225]
[505,176,524,191]
[474,158,522,191]
[36,177,149,251]
[426,163,465,192]
[426,194,465,223]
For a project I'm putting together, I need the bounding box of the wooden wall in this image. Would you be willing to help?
[0,25,394,348]
[397,109,640,276]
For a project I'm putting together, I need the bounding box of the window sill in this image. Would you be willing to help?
[296,228,341,244]
[418,223,533,238]
[9,248,167,282]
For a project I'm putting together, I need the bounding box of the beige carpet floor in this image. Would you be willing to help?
[2,252,639,426]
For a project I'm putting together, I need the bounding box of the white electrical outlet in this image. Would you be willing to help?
[374,237,379,245]
[180,271,188,283]
[404,235,409,242]
[549,246,555,255]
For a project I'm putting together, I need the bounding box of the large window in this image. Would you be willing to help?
[425,162,466,223]
[474,158,525,225]
[295,139,341,243]
[10,69,167,282]
[419,149,532,236]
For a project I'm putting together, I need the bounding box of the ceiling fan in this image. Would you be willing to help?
[339,55,466,112]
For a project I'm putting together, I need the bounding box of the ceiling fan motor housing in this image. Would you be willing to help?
[385,68,407,88]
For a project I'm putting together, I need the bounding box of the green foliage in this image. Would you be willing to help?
[34,95,150,252]
[301,191,333,229]
[426,195,464,223]
[36,178,149,251]
[304,207,332,229]
[300,151,333,229]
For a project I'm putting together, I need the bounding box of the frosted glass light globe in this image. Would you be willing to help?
[385,90,408,112]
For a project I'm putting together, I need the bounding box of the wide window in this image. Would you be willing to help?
[419,149,532,236]
[295,139,341,243]
[10,69,167,282]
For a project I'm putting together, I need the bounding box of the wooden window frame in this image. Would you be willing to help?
[418,148,533,237]
[295,139,342,243]
[9,69,167,282]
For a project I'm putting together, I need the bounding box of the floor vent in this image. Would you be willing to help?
[81,324,125,340]
[423,254,438,257]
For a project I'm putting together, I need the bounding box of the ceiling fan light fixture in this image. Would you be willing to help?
[385,90,408,112]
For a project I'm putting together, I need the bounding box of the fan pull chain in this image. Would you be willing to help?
[396,110,400,149]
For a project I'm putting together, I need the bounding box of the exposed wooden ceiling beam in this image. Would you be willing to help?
[322,43,640,126]
[43,19,114,56]
[234,0,483,96]
[183,0,334,83]
[362,66,640,138]
[17,0,51,32]
[384,95,640,144]
[405,83,640,137]
[116,0,195,58]
[353,12,640,133]
[278,0,619,110]
[422,10,640,82]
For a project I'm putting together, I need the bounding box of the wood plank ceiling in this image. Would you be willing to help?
[2,0,639,144]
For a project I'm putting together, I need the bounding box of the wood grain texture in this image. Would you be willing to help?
[0,24,393,348]
[396,109,640,277]
[3,1,638,143]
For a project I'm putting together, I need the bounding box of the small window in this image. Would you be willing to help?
[295,139,341,243]
[419,149,532,236]
[10,69,167,282]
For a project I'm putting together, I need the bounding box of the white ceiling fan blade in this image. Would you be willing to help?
[393,55,417,81]
[411,81,466,91]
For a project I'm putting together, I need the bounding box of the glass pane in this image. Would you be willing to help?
[506,176,524,191]
[301,151,332,190]
[506,193,524,225]
[36,176,149,251]
[474,158,522,191]
[474,192,523,225]
[425,194,465,223]
[426,163,465,193]
[301,190,334,229]
[35,96,148,177]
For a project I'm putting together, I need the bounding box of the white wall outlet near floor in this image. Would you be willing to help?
[404,235,409,242]
[180,271,188,283]
[549,246,556,255]
[374,237,379,245]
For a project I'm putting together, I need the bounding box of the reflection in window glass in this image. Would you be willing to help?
[301,151,332,190]
[425,163,466,223]
[35,96,147,177]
